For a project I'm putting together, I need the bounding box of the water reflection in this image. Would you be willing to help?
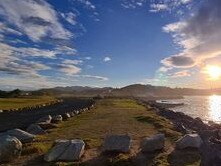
[208,95,221,122]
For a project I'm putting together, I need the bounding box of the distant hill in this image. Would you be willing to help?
[0,89,22,98]
[31,86,113,97]
[111,84,217,98]
[2,84,219,98]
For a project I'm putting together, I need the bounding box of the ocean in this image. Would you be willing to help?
[163,95,221,123]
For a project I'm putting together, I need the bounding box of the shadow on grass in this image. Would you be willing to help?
[135,116,181,142]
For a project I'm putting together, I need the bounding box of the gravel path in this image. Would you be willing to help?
[0,98,94,132]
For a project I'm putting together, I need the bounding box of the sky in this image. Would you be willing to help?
[0,0,220,90]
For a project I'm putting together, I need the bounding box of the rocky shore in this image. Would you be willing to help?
[147,100,221,166]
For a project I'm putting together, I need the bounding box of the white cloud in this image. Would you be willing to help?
[74,75,108,81]
[85,57,92,60]
[0,22,22,36]
[15,47,57,58]
[103,56,111,62]
[60,12,77,25]
[121,0,146,9]
[149,0,193,13]
[149,4,168,12]
[73,0,96,10]
[63,59,83,65]
[161,0,221,69]
[55,46,77,55]
[169,70,191,78]
[58,64,81,75]
[0,0,72,42]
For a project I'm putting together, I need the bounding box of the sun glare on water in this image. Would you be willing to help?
[205,65,221,80]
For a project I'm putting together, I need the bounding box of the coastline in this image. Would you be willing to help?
[143,100,221,166]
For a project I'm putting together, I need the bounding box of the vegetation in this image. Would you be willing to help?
[0,96,55,110]
[11,98,200,166]
[0,89,22,98]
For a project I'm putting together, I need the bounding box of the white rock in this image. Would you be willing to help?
[37,115,52,123]
[141,134,165,152]
[6,129,35,143]
[44,139,85,162]
[176,134,202,149]
[62,113,71,120]
[103,135,131,153]
[0,135,22,162]
[52,115,63,123]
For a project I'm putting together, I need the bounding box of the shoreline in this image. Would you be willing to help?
[142,100,221,165]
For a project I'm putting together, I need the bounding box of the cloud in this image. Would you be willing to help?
[149,0,193,12]
[169,70,191,78]
[74,0,96,10]
[58,64,81,75]
[161,0,221,70]
[63,59,83,65]
[0,0,72,42]
[74,75,108,81]
[0,22,22,36]
[85,57,92,60]
[103,56,111,62]
[161,55,195,68]
[149,4,168,12]
[15,47,58,58]
[55,46,77,55]
[60,12,76,25]
[121,0,146,9]
[0,42,50,77]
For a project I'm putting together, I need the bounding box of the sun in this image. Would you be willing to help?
[205,65,221,80]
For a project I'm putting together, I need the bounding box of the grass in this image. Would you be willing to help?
[11,98,200,166]
[0,96,55,110]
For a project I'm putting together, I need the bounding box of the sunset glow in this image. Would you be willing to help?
[205,65,221,80]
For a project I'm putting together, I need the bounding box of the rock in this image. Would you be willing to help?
[103,135,131,153]
[51,115,63,123]
[26,124,46,135]
[176,134,202,149]
[44,139,85,162]
[141,134,165,152]
[0,135,22,163]
[36,115,52,123]
[37,122,58,130]
[62,113,71,120]
[168,149,201,166]
[69,112,75,117]
[173,122,188,134]
[6,129,35,143]
[200,141,221,166]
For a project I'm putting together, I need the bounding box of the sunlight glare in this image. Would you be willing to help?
[208,95,221,122]
[205,65,221,80]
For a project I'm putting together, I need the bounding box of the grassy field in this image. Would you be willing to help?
[0,96,55,110]
[11,98,200,166]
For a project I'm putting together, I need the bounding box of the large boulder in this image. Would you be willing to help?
[51,115,63,123]
[6,129,35,143]
[44,139,85,162]
[176,134,202,149]
[141,133,165,152]
[36,115,52,123]
[26,124,46,135]
[103,135,131,153]
[0,135,22,163]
